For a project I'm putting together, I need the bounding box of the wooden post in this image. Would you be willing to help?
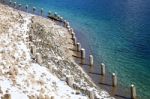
[72,37,77,45]
[66,22,70,29]
[25,5,28,12]
[18,4,21,9]
[66,22,69,27]
[51,96,55,99]
[112,73,117,87]
[48,11,51,16]
[14,2,16,7]
[101,63,105,75]
[71,32,75,39]
[131,84,137,99]
[89,91,95,99]
[9,0,12,5]
[64,20,67,27]
[68,28,70,32]
[67,25,70,30]
[3,90,11,99]
[81,48,85,59]
[41,8,44,16]
[60,17,63,21]
[89,55,94,66]
[57,15,61,19]
[33,7,36,13]
[66,76,73,88]
[31,45,36,56]
[70,28,74,33]
[76,43,81,52]
[3,94,11,99]
[54,12,57,17]
[36,53,42,64]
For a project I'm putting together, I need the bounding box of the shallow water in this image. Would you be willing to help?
[3,0,150,98]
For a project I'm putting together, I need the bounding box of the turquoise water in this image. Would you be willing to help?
[4,0,150,98]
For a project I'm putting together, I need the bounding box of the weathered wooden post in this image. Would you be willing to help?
[112,73,117,87]
[57,14,60,18]
[48,11,51,16]
[54,12,57,17]
[64,20,67,27]
[67,25,70,30]
[89,91,95,99]
[68,27,71,32]
[25,5,28,12]
[131,84,137,99]
[3,90,11,99]
[41,8,44,16]
[14,2,16,8]
[81,48,85,59]
[36,53,42,64]
[101,63,105,75]
[66,76,73,88]
[89,55,94,66]
[31,45,36,56]
[33,7,36,13]
[18,4,21,10]
[68,27,70,31]
[66,22,69,26]
[71,32,75,39]
[76,43,81,52]
[3,93,11,99]
[66,22,70,29]
[9,0,12,5]
[51,96,55,99]
[60,17,63,21]
[72,37,77,45]
[70,28,74,33]
[45,95,50,99]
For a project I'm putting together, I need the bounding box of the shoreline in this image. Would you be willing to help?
[73,28,131,99]
[0,2,114,99]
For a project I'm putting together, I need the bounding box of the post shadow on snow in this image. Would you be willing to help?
[69,48,78,52]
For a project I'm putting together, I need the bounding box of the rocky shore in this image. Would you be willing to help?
[0,3,114,99]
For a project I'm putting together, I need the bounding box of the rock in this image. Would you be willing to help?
[39,93,45,99]
[45,95,50,99]
[3,90,11,99]
[76,90,80,95]
[51,96,55,99]
[0,87,3,94]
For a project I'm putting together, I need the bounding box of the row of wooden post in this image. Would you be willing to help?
[8,0,63,20]
[64,21,96,99]
[65,20,137,99]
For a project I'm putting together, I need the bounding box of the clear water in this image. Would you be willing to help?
[7,0,150,98]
